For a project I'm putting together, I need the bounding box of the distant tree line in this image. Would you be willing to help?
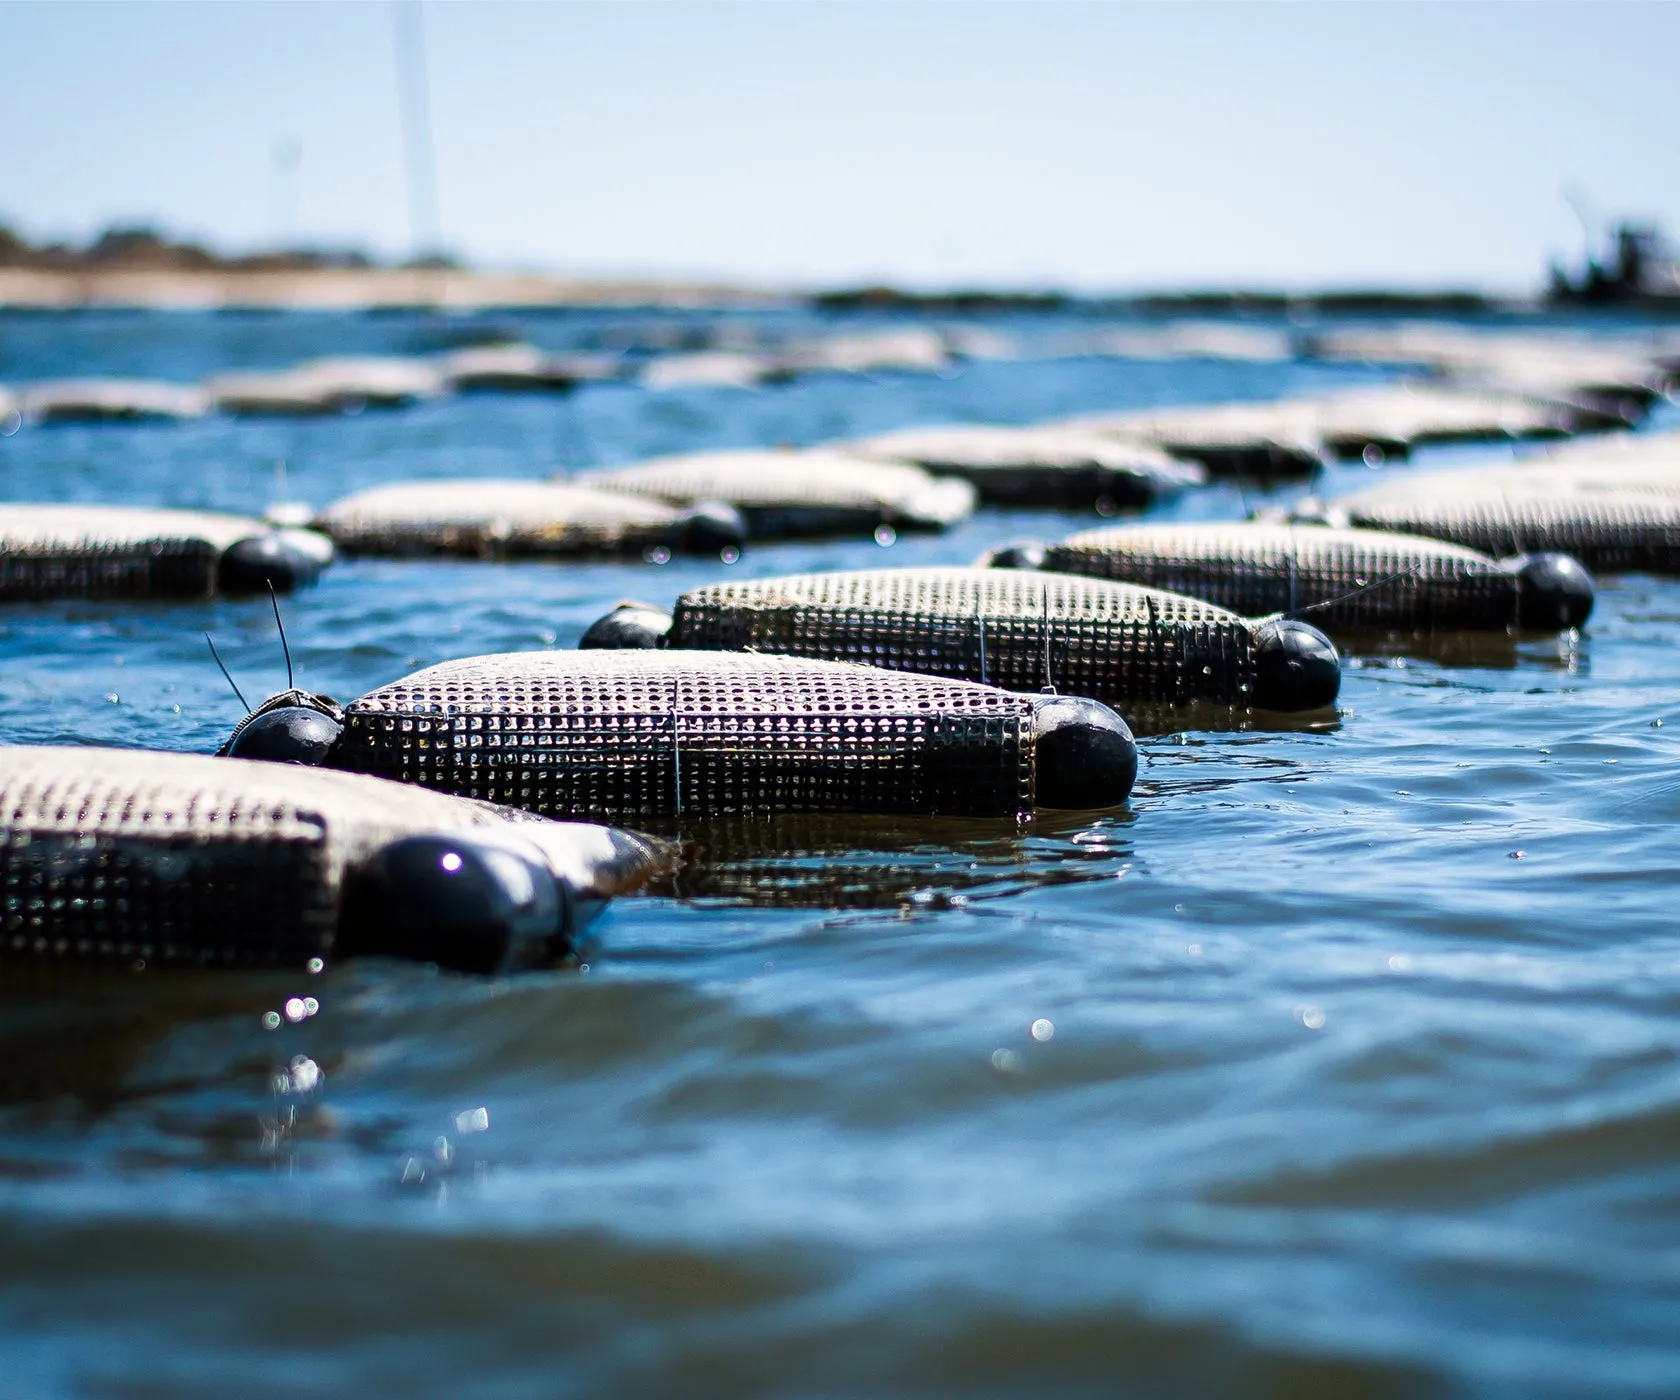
[0,223,460,273]
[815,284,1496,316]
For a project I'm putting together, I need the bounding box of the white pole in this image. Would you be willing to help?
[392,1,440,261]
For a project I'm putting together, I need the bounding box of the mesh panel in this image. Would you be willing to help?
[1057,385,1573,473]
[22,379,209,423]
[848,426,1194,508]
[1303,328,1668,407]
[575,450,971,535]
[0,746,661,969]
[1538,427,1680,466]
[1301,385,1572,451]
[290,357,445,406]
[1358,462,1680,506]
[1325,449,1680,507]
[1054,403,1324,478]
[0,506,261,601]
[440,344,595,392]
[1045,523,1530,631]
[333,650,1038,822]
[669,567,1258,708]
[0,748,336,968]
[316,480,688,558]
[1346,490,1680,574]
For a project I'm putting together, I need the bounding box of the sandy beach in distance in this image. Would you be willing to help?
[0,265,791,312]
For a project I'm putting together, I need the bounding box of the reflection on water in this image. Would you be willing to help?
[1339,624,1586,672]
[656,809,1136,908]
[0,968,281,1107]
[1,311,1679,1396]
[0,966,342,1196]
[1122,698,1344,737]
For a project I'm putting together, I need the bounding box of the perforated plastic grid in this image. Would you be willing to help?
[0,746,649,969]
[669,567,1258,707]
[333,650,1039,821]
[0,506,258,600]
[0,750,335,967]
[851,428,1190,508]
[1068,386,1573,467]
[316,481,686,559]
[1346,492,1680,575]
[574,450,971,536]
[1046,524,1531,631]
[0,541,220,601]
[580,452,941,511]
[1057,406,1324,478]
[914,458,1159,510]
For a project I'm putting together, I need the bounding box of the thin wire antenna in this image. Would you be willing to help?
[1145,592,1165,684]
[1284,563,1424,620]
[670,681,683,818]
[266,581,294,691]
[1502,504,1524,560]
[1563,184,1599,265]
[205,634,250,710]
[1041,587,1056,694]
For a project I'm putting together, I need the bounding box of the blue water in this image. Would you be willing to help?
[2,310,1679,1399]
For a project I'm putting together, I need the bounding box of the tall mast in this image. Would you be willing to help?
[392,0,440,261]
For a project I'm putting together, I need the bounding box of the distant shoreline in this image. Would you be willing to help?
[0,266,794,313]
[0,268,1509,315]
[4,265,1679,317]
[814,287,1508,316]
[7,223,1678,316]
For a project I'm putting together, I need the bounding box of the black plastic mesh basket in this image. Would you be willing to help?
[574,450,974,537]
[0,746,659,970]
[1344,489,1680,575]
[331,650,1040,822]
[669,567,1261,708]
[314,480,699,559]
[1043,522,1536,631]
[848,425,1199,508]
[0,506,251,601]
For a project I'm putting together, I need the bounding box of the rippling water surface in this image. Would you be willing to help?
[2,311,1679,1398]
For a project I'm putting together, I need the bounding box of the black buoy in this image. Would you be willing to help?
[218,533,331,595]
[339,834,567,974]
[219,691,345,764]
[1030,695,1138,809]
[979,539,1050,570]
[1251,619,1340,711]
[678,500,749,554]
[579,602,674,650]
[1511,552,1595,630]
[224,706,343,764]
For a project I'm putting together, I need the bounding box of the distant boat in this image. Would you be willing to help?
[1549,220,1680,308]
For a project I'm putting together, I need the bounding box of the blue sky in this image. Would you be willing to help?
[1,1,1675,292]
